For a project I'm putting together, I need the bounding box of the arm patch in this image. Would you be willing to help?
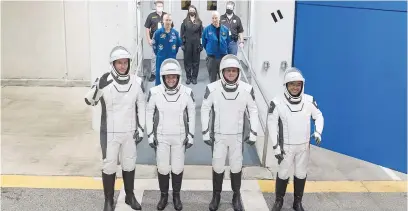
[268,101,276,113]
[204,86,211,100]
[147,91,152,102]
[250,88,255,101]
[312,98,319,109]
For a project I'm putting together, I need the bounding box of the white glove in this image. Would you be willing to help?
[148,134,157,149]
[133,128,144,145]
[311,132,322,146]
[244,132,256,145]
[203,132,212,146]
[183,134,193,149]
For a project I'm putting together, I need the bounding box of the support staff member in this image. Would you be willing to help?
[202,11,231,83]
[152,14,182,86]
[180,5,203,85]
[145,0,173,82]
[220,1,244,55]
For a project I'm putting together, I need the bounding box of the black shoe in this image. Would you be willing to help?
[172,172,183,210]
[149,74,155,82]
[157,173,170,210]
[230,171,243,211]
[209,170,224,211]
[292,176,306,211]
[122,170,142,210]
[102,172,116,211]
[192,78,197,84]
[186,78,191,85]
[271,174,289,211]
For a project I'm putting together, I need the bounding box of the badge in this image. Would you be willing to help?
[159,44,164,50]
[160,33,166,39]
[233,20,236,23]
[172,44,176,50]
[222,32,226,36]
[209,32,212,35]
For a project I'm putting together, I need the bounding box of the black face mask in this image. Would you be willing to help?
[226,9,233,15]
[189,12,196,17]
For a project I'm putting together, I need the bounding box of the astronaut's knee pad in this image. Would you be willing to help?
[230,163,242,174]
[121,156,136,172]
[277,168,290,180]
[157,164,170,175]
[212,163,225,174]
[171,165,184,175]
[294,169,307,179]
[102,160,117,175]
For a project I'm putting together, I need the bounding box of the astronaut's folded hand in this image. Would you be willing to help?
[275,153,284,165]
[183,134,193,149]
[202,132,212,146]
[134,128,144,145]
[148,136,158,149]
[98,72,113,89]
[244,133,256,145]
[311,132,322,146]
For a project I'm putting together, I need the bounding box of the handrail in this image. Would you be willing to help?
[238,46,271,167]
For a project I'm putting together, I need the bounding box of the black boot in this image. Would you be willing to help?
[230,171,243,211]
[172,171,183,210]
[271,174,289,211]
[102,172,116,211]
[186,77,191,85]
[122,170,142,210]
[209,170,224,211]
[192,78,197,84]
[157,173,170,210]
[293,176,306,211]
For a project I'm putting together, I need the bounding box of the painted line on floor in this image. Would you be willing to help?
[1,175,407,193]
[380,166,402,181]
[257,180,407,193]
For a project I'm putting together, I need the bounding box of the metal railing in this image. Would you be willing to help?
[238,45,271,167]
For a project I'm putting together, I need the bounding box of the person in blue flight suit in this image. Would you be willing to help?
[153,13,182,86]
[202,11,232,83]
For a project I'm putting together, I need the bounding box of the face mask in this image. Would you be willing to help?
[189,12,195,17]
[156,7,163,12]
[226,9,233,15]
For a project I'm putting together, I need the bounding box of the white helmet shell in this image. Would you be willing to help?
[109,46,132,81]
[219,54,242,90]
[283,67,305,103]
[160,58,182,95]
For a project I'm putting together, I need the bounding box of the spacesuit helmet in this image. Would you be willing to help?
[219,54,242,90]
[283,67,305,103]
[109,46,132,81]
[160,58,182,95]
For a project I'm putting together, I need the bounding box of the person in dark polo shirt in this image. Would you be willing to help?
[144,0,173,82]
[220,1,244,56]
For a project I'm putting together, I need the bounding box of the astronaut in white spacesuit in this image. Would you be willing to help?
[201,54,259,211]
[146,58,196,211]
[84,46,145,211]
[267,67,324,211]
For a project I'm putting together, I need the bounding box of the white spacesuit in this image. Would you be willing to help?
[84,46,145,211]
[146,58,196,211]
[201,54,259,211]
[267,67,324,211]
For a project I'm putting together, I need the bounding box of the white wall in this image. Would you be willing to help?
[1,1,140,85]
[248,0,295,167]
